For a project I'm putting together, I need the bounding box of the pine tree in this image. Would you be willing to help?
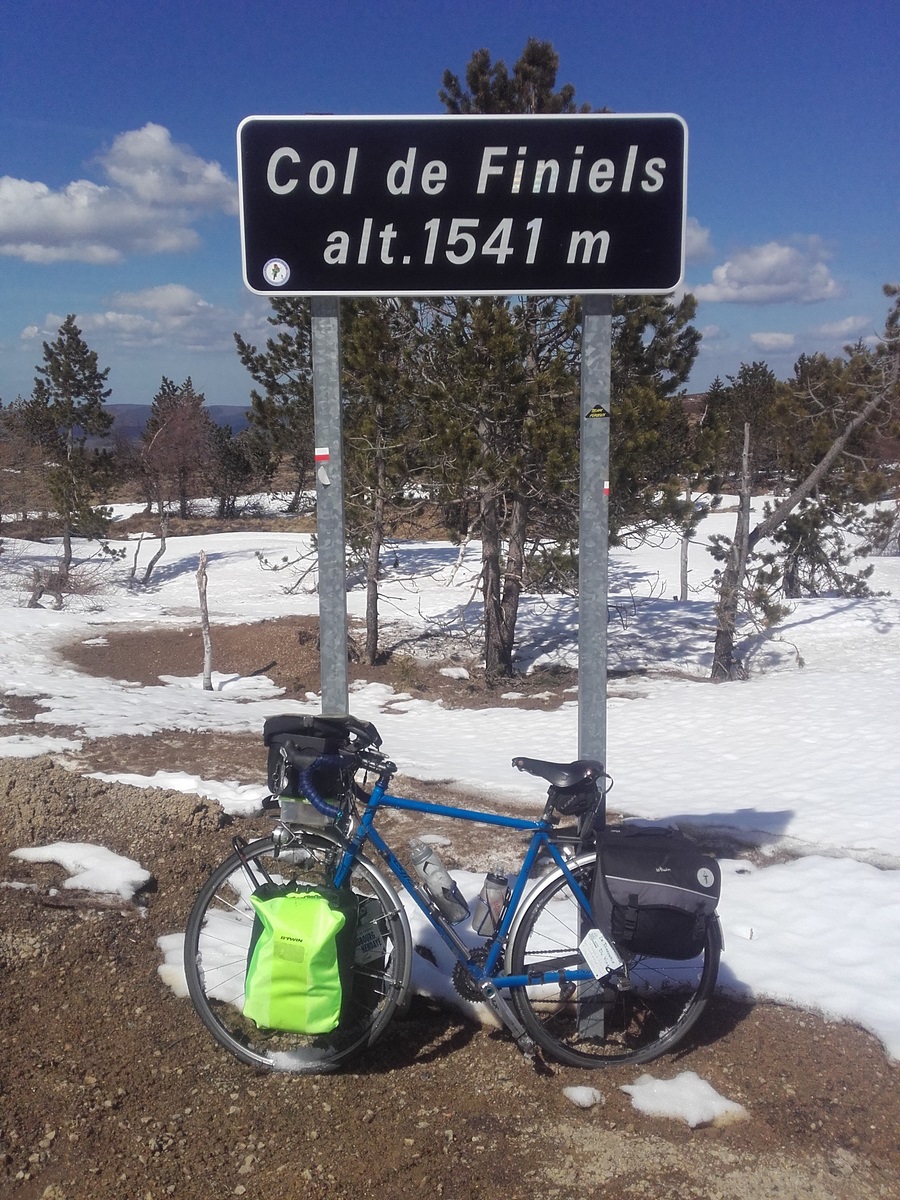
[434,41,702,677]
[342,297,422,664]
[608,294,702,537]
[439,37,588,115]
[0,396,53,524]
[432,42,589,679]
[706,361,794,491]
[30,315,114,571]
[709,287,900,681]
[234,297,422,662]
[421,293,577,678]
[141,377,216,518]
[206,423,275,519]
[235,298,314,512]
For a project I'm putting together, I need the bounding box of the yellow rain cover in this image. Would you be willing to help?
[243,886,348,1033]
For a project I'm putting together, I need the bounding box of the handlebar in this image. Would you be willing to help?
[281,744,396,819]
[282,746,356,819]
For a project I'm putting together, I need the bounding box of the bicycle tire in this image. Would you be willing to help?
[507,855,720,1068]
[183,832,411,1073]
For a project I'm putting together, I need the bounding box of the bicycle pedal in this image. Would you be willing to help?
[516,1034,538,1063]
[526,1044,555,1075]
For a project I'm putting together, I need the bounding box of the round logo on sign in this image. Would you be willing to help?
[263,258,290,286]
[697,867,715,889]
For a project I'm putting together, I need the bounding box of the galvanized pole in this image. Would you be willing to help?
[311,295,349,717]
[578,294,612,770]
[576,294,613,1035]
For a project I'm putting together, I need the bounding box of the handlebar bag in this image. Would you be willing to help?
[591,826,720,961]
[243,884,358,1034]
[262,714,381,803]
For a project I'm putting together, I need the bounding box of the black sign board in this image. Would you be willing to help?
[238,114,687,297]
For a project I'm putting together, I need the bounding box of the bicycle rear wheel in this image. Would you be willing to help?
[507,856,720,1067]
[183,832,410,1073]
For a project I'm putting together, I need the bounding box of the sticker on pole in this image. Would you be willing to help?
[580,927,624,978]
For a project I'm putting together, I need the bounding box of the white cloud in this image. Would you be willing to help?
[812,315,871,339]
[694,238,841,304]
[684,217,713,264]
[699,324,726,343]
[24,286,272,356]
[98,124,236,211]
[84,286,230,352]
[0,124,236,265]
[111,283,214,314]
[750,331,796,352]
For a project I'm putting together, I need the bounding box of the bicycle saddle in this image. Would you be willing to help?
[512,757,603,788]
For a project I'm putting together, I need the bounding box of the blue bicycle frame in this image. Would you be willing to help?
[331,772,598,993]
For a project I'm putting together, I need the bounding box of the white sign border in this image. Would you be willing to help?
[237,112,688,299]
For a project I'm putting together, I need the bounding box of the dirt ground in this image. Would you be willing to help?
[0,618,898,1200]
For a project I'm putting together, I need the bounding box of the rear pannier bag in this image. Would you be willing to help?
[243,884,358,1034]
[591,826,721,961]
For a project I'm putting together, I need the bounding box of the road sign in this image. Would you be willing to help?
[238,113,687,297]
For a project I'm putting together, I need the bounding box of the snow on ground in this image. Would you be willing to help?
[2,496,900,1060]
[621,1071,748,1127]
[90,770,270,819]
[10,842,152,900]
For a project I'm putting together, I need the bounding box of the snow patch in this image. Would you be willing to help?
[624,1075,748,1128]
[11,841,151,900]
[563,1086,605,1109]
[621,1071,748,1128]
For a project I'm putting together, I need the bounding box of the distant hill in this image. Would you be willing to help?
[106,404,251,443]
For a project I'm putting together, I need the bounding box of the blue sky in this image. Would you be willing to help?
[1,0,897,407]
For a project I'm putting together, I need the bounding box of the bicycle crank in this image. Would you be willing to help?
[477,979,538,1064]
[451,948,490,1002]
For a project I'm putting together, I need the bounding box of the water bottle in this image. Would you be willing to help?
[471,871,509,935]
[408,838,470,924]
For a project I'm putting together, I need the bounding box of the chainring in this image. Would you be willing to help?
[452,946,492,1002]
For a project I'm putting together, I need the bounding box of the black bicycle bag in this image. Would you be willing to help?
[591,826,721,960]
[263,714,381,804]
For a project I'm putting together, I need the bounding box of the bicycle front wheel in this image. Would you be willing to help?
[183,832,411,1073]
[507,857,720,1068]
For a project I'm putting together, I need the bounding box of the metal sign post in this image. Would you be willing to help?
[310,296,348,716]
[578,294,612,768]
[576,295,612,1039]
